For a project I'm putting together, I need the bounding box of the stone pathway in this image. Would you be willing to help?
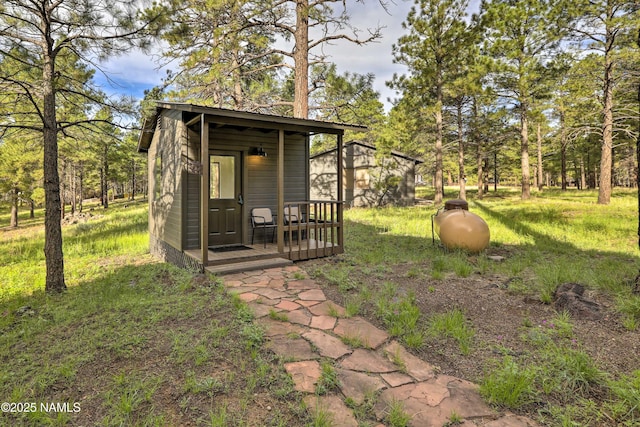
[222,266,540,427]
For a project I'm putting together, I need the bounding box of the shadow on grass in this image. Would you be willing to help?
[473,201,579,253]
[0,260,306,427]
[335,203,639,296]
[473,200,638,260]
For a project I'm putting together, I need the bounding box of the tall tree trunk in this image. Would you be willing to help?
[29,199,35,219]
[70,162,76,215]
[60,158,66,219]
[537,122,543,191]
[457,102,466,200]
[434,105,444,205]
[474,100,484,199]
[293,0,309,119]
[636,27,639,249]
[492,153,497,192]
[79,163,84,213]
[598,15,615,205]
[580,156,587,190]
[476,149,484,199]
[43,50,66,293]
[232,51,243,109]
[102,144,109,209]
[131,159,136,201]
[100,167,105,206]
[434,63,444,205]
[561,110,567,190]
[520,104,531,199]
[10,187,18,227]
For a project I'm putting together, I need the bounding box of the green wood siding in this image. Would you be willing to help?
[206,127,307,242]
[153,115,310,250]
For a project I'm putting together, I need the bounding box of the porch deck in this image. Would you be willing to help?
[185,238,342,267]
[184,200,343,274]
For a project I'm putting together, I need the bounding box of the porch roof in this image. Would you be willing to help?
[311,140,424,165]
[137,102,367,152]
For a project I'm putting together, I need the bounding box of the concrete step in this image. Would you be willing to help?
[205,257,293,275]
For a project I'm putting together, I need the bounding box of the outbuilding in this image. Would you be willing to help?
[137,102,365,273]
[310,141,423,207]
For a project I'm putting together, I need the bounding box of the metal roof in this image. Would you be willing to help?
[138,102,367,152]
[310,140,424,164]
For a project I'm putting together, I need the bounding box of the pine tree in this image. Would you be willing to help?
[0,0,159,293]
[390,0,477,205]
[480,0,567,200]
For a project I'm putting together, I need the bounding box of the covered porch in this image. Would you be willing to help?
[185,200,344,273]
[179,105,360,272]
[138,103,365,274]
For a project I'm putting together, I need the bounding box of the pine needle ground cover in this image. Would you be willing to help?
[304,187,640,426]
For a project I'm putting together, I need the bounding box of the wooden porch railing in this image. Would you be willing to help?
[283,200,344,261]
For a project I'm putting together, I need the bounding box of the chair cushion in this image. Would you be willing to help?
[284,206,300,223]
[252,208,273,224]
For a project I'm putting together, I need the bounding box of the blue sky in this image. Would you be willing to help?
[94,0,481,111]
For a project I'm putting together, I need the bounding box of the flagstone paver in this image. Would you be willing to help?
[238,292,260,302]
[225,285,257,294]
[340,348,398,373]
[253,288,290,300]
[267,335,318,361]
[309,315,336,330]
[384,341,436,381]
[268,278,286,288]
[285,360,321,392]
[375,376,497,426]
[303,395,358,427]
[220,267,540,427]
[275,299,301,311]
[302,329,352,359]
[241,275,268,284]
[297,299,322,308]
[307,300,346,316]
[333,317,389,349]
[381,371,415,387]
[223,280,246,287]
[286,309,312,326]
[246,302,275,318]
[336,368,386,405]
[297,289,327,301]
[286,279,319,290]
[261,318,306,337]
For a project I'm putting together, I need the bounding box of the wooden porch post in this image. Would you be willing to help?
[200,115,209,267]
[277,129,285,253]
[337,132,344,246]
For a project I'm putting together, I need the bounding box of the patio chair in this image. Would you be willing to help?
[284,205,306,241]
[251,207,277,248]
[284,205,303,224]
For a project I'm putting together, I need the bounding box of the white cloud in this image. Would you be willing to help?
[92,48,168,99]
[320,0,413,108]
[91,0,482,109]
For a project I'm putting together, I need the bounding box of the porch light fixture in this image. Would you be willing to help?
[250,146,267,157]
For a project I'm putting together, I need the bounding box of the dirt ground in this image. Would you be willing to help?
[300,254,640,422]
